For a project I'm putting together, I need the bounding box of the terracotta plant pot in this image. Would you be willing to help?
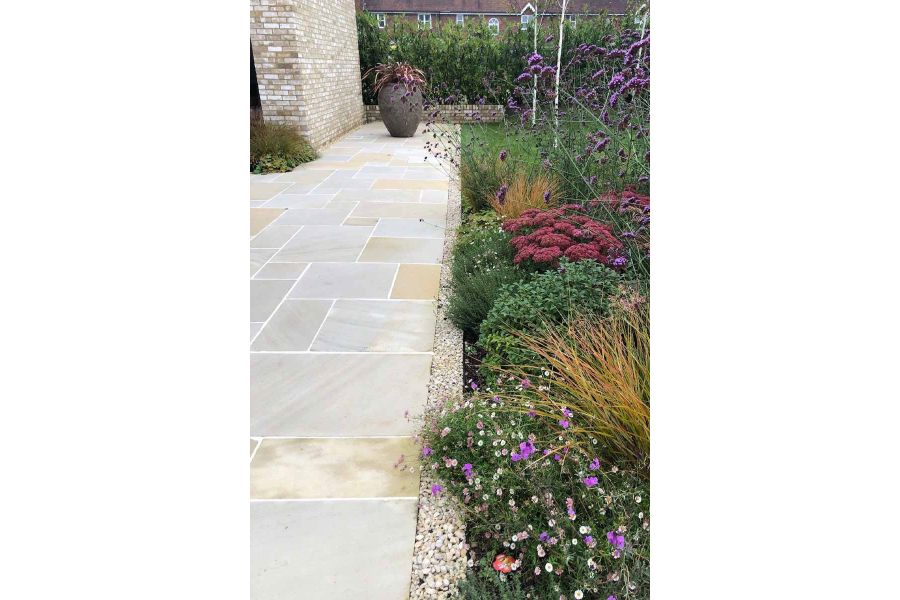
[377,84,422,137]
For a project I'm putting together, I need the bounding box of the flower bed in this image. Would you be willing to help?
[418,8,650,599]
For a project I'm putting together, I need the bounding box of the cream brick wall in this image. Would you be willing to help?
[251,0,365,150]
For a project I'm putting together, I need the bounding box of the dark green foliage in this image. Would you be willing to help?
[448,222,525,337]
[457,566,525,599]
[250,121,316,174]
[357,14,621,105]
[478,260,621,371]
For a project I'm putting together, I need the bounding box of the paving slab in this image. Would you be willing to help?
[289,262,397,299]
[358,237,444,264]
[373,217,445,239]
[251,299,333,351]
[310,299,436,352]
[250,280,294,322]
[250,437,419,499]
[391,264,442,300]
[253,262,309,280]
[351,201,446,220]
[272,225,373,262]
[251,499,417,600]
[250,353,431,436]
[250,208,286,236]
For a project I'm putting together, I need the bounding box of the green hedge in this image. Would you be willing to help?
[357,12,620,105]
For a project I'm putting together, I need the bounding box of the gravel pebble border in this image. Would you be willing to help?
[408,126,468,599]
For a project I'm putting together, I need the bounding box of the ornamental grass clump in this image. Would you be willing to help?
[489,171,560,219]
[499,300,650,466]
[250,121,317,174]
[502,205,625,269]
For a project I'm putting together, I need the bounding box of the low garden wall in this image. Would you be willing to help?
[364,104,504,124]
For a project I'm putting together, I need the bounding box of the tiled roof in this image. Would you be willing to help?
[359,1,629,15]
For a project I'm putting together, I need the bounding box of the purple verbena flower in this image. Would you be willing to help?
[589,458,600,470]
[583,476,599,488]
[422,446,433,457]
[431,484,442,496]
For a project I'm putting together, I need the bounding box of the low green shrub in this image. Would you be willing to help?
[448,223,524,337]
[478,260,621,372]
[250,121,316,174]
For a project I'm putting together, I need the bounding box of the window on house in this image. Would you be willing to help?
[567,14,577,28]
[418,13,432,29]
[456,14,464,26]
[520,14,534,30]
[376,13,386,29]
[488,17,500,35]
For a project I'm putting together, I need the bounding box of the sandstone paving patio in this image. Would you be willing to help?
[249,122,450,599]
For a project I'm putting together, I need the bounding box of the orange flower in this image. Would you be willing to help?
[492,554,515,574]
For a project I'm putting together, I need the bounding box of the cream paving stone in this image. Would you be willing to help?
[272,225,373,262]
[310,299,436,352]
[250,173,281,183]
[250,248,276,277]
[250,208,286,236]
[250,280,294,322]
[402,168,448,181]
[353,151,394,164]
[250,438,259,457]
[251,299,333,351]
[250,182,291,201]
[313,178,376,192]
[250,323,264,341]
[253,262,309,280]
[335,189,420,203]
[391,264,442,300]
[271,202,356,226]
[279,182,321,194]
[356,165,407,178]
[301,161,361,170]
[343,217,379,226]
[250,437,420,499]
[358,237,444,264]
[261,194,334,209]
[373,178,449,191]
[250,353,431,436]
[350,201,446,220]
[421,190,449,203]
[317,153,353,162]
[250,225,301,249]
[251,499,417,600]
[249,200,266,208]
[274,169,334,183]
[289,262,397,299]
[373,217,444,239]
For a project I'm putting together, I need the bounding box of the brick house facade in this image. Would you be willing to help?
[355,1,628,34]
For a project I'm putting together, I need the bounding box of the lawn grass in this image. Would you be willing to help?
[461,122,542,168]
